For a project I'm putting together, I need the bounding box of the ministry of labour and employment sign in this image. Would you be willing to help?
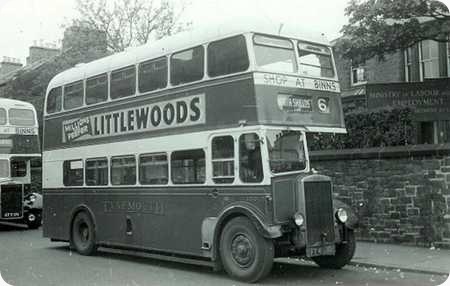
[366,79,450,120]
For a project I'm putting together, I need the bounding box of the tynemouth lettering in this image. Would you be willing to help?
[103,200,164,215]
[254,72,340,93]
[277,94,312,113]
[62,94,205,143]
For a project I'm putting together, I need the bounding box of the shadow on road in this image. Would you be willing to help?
[0,223,28,232]
[44,243,345,282]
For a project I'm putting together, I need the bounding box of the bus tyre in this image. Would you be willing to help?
[312,229,356,269]
[71,212,97,256]
[219,217,274,283]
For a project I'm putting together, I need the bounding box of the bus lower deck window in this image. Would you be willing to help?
[171,149,205,184]
[139,153,168,185]
[86,158,108,186]
[63,160,84,186]
[111,156,136,185]
[0,108,6,125]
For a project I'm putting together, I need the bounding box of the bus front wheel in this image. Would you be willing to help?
[219,216,274,283]
[71,212,97,255]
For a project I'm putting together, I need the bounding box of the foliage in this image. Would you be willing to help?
[337,0,450,61]
[309,108,414,150]
[73,0,190,52]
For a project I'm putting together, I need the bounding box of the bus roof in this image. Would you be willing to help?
[46,21,330,92]
[0,98,35,110]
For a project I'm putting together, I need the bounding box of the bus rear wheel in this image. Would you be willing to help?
[312,229,356,269]
[71,212,97,255]
[219,216,274,283]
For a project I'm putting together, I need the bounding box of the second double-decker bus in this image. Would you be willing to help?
[0,98,42,229]
[43,24,357,282]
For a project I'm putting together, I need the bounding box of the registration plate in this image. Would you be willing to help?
[307,244,335,257]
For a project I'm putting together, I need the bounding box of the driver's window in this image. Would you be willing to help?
[239,133,263,183]
[11,159,27,177]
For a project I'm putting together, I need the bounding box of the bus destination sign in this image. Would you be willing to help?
[62,94,205,143]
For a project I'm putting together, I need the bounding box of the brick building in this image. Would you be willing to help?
[335,37,450,145]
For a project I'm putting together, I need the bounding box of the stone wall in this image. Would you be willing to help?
[310,145,450,246]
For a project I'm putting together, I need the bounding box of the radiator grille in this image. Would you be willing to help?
[304,181,335,246]
[1,184,23,219]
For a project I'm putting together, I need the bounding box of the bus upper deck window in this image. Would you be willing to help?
[110,66,136,100]
[139,57,168,93]
[0,108,6,125]
[239,133,263,183]
[47,87,62,114]
[208,35,249,77]
[253,35,297,73]
[298,43,334,78]
[170,46,204,86]
[9,108,35,126]
[86,74,108,105]
[64,81,84,110]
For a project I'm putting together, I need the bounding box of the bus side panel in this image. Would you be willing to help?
[81,186,271,257]
[43,191,75,241]
[42,75,257,152]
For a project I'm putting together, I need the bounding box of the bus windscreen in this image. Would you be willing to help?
[9,109,35,126]
[266,130,306,174]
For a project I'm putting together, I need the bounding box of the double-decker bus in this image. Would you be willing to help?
[0,98,42,229]
[43,24,357,282]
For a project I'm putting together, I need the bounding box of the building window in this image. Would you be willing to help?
[171,149,205,184]
[405,47,413,82]
[420,40,440,80]
[0,108,6,125]
[351,66,367,85]
[86,158,108,186]
[139,153,168,185]
[211,136,235,184]
[63,160,84,186]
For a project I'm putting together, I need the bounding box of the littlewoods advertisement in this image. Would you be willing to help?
[366,79,450,119]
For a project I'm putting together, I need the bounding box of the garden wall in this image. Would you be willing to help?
[310,144,450,247]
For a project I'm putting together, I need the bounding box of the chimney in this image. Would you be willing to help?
[0,57,22,76]
[26,42,60,65]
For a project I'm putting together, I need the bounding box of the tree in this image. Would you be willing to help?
[73,0,190,52]
[337,0,450,61]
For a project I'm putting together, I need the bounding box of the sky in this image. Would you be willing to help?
[0,0,449,65]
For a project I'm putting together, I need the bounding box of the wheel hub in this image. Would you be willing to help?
[79,223,89,243]
[231,234,254,268]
